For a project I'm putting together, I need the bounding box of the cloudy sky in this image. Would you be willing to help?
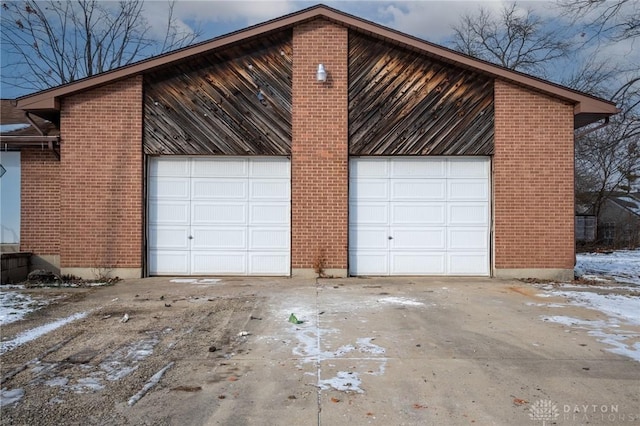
[146,1,549,46]
[0,0,637,98]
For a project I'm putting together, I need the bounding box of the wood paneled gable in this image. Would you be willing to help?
[349,32,494,155]
[144,32,292,155]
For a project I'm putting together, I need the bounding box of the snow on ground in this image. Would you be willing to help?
[544,291,640,326]
[540,248,640,362]
[576,248,640,285]
[0,289,50,326]
[0,311,89,355]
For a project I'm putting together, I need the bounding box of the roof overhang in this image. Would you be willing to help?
[15,4,618,129]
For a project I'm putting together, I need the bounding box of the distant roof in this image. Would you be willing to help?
[0,99,57,136]
[15,4,618,128]
[611,195,640,217]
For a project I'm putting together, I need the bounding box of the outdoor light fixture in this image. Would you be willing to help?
[316,64,327,82]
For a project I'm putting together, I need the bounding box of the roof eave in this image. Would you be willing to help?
[16,6,325,111]
[15,4,618,127]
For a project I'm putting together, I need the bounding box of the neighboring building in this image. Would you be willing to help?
[4,5,618,280]
[1,100,58,252]
[599,194,640,247]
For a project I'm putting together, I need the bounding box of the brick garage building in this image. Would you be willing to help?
[10,5,617,280]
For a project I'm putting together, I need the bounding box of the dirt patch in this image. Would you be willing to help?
[507,286,539,298]
[0,285,258,425]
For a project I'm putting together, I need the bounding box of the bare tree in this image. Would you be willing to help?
[450,3,573,77]
[451,1,639,242]
[558,0,639,42]
[559,0,640,222]
[1,0,201,93]
[576,111,640,219]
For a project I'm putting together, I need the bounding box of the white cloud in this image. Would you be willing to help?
[172,0,298,25]
[142,0,300,42]
[365,1,510,43]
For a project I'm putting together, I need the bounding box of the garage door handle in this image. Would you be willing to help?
[388,236,393,240]
[188,235,193,240]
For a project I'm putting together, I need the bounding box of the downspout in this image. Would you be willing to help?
[25,112,44,137]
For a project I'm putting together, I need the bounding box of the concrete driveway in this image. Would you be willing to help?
[1,277,638,425]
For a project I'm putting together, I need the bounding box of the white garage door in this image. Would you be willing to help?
[349,157,490,276]
[148,157,290,275]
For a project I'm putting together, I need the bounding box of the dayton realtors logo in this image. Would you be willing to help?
[530,400,639,424]
[529,399,560,425]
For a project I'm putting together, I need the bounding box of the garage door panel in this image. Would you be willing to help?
[191,179,247,200]
[249,228,289,250]
[391,228,445,250]
[350,253,388,275]
[250,203,289,225]
[390,158,446,178]
[351,158,388,178]
[349,202,388,225]
[349,227,388,250]
[250,158,290,178]
[191,227,246,250]
[248,253,290,275]
[149,226,189,250]
[250,180,290,200]
[149,201,189,225]
[448,158,489,178]
[448,180,489,200]
[149,250,189,275]
[150,158,190,177]
[349,179,388,200]
[391,180,445,201]
[447,203,488,226]
[390,253,446,275]
[391,203,446,225]
[192,158,247,177]
[149,177,189,200]
[191,202,247,225]
[448,228,488,250]
[192,252,247,275]
[448,253,489,275]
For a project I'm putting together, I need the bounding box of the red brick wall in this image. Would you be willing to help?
[20,149,60,254]
[59,76,143,269]
[291,20,348,270]
[494,80,575,270]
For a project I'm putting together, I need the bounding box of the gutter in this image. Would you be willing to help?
[0,136,60,159]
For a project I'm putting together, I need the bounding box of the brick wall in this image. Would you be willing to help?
[20,149,60,254]
[59,76,143,269]
[291,20,348,271]
[494,80,575,270]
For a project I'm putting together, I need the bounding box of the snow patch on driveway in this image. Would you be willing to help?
[0,290,50,325]
[377,296,425,306]
[533,248,640,362]
[276,304,387,394]
[543,315,640,362]
[537,248,640,362]
[0,311,89,355]
[547,291,640,326]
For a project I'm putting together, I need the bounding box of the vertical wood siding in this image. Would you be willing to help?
[144,32,292,155]
[349,33,494,155]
